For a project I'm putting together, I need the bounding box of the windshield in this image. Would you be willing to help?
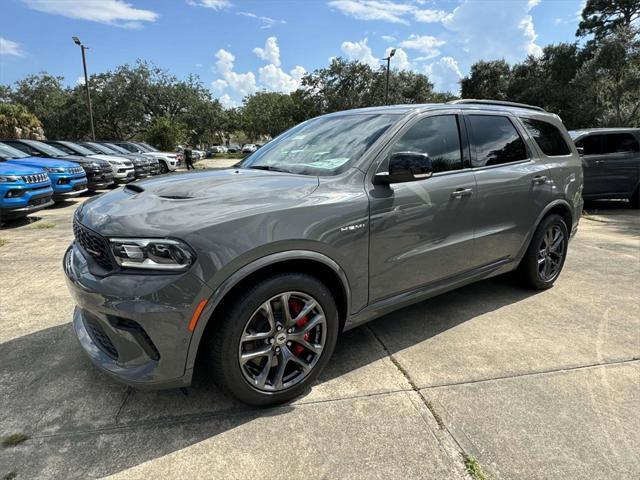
[62,142,96,156]
[105,143,131,154]
[23,140,69,157]
[0,143,30,160]
[241,113,399,175]
[83,142,114,155]
[137,142,157,152]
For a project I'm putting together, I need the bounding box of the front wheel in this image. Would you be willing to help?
[205,273,339,406]
[159,161,169,174]
[518,214,569,290]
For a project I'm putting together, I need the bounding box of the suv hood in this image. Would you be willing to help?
[7,156,81,169]
[89,154,132,165]
[76,168,319,237]
[0,162,45,175]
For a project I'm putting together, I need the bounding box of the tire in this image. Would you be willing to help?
[630,186,640,209]
[205,273,339,406]
[159,161,168,174]
[518,214,569,290]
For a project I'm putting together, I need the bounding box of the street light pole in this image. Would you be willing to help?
[383,49,396,105]
[72,36,95,141]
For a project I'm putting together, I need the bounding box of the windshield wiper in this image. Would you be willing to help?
[248,165,292,173]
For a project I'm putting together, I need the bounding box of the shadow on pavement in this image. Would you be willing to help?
[0,274,535,479]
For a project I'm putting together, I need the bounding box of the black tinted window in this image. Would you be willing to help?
[521,118,571,156]
[389,115,462,173]
[468,115,528,167]
[3,141,37,155]
[575,135,603,155]
[603,133,639,154]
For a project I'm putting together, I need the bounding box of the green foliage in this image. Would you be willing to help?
[144,116,186,151]
[577,0,640,40]
[1,432,29,447]
[0,103,44,139]
[464,455,492,480]
[10,73,67,138]
[460,60,512,100]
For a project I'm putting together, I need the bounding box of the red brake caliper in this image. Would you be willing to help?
[289,299,310,356]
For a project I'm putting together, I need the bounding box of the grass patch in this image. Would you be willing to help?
[210,152,246,160]
[0,238,7,248]
[464,455,491,480]
[29,221,56,230]
[3,471,17,480]
[423,398,445,429]
[2,433,29,448]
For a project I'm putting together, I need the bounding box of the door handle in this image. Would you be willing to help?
[594,160,603,166]
[451,188,473,198]
[532,175,548,185]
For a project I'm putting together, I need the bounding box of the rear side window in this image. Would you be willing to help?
[467,115,528,167]
[389,114,463,173]
[575,135,603,155]
[3,141,37,156]
[603,133,639,154]
[520,118,571,156]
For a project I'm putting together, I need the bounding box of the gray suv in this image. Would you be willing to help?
[569,128,640,208]
[64,100,583,405]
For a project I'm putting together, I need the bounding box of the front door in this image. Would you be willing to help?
[368,112,477,303]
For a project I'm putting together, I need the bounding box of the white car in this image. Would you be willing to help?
[210,145,227,153]
[242,144,258,153]
[113,142,179,174]
[82,153,135,183]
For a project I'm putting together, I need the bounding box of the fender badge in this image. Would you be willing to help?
[340,223,366,232]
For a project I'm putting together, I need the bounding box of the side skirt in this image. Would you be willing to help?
[344,258,513,331]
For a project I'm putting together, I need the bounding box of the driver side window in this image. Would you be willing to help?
[389,115,463,173]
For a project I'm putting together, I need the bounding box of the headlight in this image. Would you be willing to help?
[0,175,21,182]
[43,167,65,173]
[109,238,195,271]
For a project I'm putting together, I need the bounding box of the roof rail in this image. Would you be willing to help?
[447,99,546,112]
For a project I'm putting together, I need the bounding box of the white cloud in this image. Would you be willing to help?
[258,64,306,93]
[215,48,257,97]
[387,47,411,70]
[212,37,306,105]
[425,56,463,93]
[399,35,445,59]
[22,0,158,28]
[328,0,413,24]
[0,37,25,57]
[238,11,286,29]
[188,0,232,9]
[253,37,281,66]
[442,0,542,66]
[381,35,396,42]
[219,94,236,109]
[341,38,379,68]
[413,8,447,23]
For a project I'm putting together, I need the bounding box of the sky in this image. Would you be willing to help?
[0,0,587,107]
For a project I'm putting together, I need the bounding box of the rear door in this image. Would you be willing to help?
[600,133,640,196]
[464,112,552,267]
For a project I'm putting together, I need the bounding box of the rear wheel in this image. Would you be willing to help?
[206,273,339,406]
[159,161,168,174]
[518,214,569,290]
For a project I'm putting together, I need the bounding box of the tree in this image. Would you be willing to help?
[10,73,68,138]
[0,103,45,139]
[241,92,297,139]
[573,26,640,127]
[577,0,640,40]
[144,116,186,150]
[460,60,511,100]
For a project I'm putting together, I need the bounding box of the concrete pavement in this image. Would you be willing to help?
[1,194,638,479]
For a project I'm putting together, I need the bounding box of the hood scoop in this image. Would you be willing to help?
[124,184,145,194]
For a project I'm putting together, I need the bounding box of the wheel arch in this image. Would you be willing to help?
[516,199,574,261]
[184,250,351,373]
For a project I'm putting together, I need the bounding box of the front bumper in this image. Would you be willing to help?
[86,171,115,190]
[0,190,54,219]
[64,243,213,389]
[52,175,88,200]
[114,169,136,183]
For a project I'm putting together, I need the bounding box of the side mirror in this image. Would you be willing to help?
[576,146,584,156]
[374,152,433,184]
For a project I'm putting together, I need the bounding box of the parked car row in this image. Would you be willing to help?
[0,138,181,222]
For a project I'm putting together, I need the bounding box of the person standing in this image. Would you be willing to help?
[184,144,194,170]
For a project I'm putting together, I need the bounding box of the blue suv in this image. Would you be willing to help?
[0,142,88,201]
[0,162,54,221]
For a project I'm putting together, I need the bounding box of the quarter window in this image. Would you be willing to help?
[388,115,463,173]
[603,133,639,154]
[467,115,528,167]
[521,118,571,156]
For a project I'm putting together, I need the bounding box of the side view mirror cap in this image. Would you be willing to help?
[374,152,433,184]
[576,146,584,156]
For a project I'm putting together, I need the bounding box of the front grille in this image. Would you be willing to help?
[73,219,115,271]
[68,166,84,175]
[85,317,118,359]
[21,173,49,184]
[29,195,51,206]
